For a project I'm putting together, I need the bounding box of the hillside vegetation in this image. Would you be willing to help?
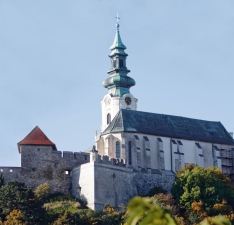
[0,165,233,225]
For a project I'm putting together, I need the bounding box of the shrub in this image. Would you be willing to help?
[3,210,28,225]
[52,211,80,225]
[151,194,178,216]
[0,181,45,223]
[47,193,77,203]
[172,165,234,215]
[34,182,51,201]
[0,174,4,188]
[125,196,231,225]
[147,186,167,197]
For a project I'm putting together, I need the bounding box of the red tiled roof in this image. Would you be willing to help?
[17,126,57,151]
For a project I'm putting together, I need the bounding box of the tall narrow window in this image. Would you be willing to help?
[119,59,123,68]
[116,141,120,158]
[113,59,116,68]
[107,113,111,125]
[128,141,132,165]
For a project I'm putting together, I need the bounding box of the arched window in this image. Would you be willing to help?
[116,141,120,158]
[128,141,132,165]
[107,113,111,125]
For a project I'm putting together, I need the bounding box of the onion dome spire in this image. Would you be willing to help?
[109,17,126,51]
[102,15,135,97]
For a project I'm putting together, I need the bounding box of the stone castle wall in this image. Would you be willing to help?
[1,146,175,211]
[72,154,175,210]
[1,145,90,193]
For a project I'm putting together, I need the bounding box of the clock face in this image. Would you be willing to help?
[104,97,111,106]
[125,97,132,105]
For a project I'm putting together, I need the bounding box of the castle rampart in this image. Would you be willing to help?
[0,167,21,184]
[72,152,175,210]
[1,145,90,193]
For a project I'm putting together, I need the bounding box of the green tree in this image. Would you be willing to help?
[200,216,231,225]
[0,173,4,188]
[34,182,51,201]
[97,204,126,225]
[3,210,27,225]
[52,211,79,225]
[125,196,231,225]
[151,194,178,216]
[0,181,45,224]
[126,197,176,225]
[171,164,234,216]
[147,186,167,197]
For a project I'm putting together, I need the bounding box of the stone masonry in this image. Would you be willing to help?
[72,152,175,210]
[1,145,89,193]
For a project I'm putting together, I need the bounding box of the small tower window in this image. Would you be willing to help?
[65,170,70,175]
[107,113,111,125]
[113,59,116,68]
[116,141,120,158]
[77,187,81,194]
[119,59,124,68]
[128,141,132,165]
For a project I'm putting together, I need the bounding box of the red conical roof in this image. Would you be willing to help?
[17,126,57,151]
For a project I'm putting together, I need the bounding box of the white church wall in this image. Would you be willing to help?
[143,136,151,170]
[212,145,222,169]
[101,94,112,132]
[200,143,214,167]
[126,133,166,171]
[195,143,204,167]
[98,132,234,174]
[112,97,121,120]
[159,137,171,171]
[149,137,159,170]
[135,135,141,168]
[123,133,136,168]
[157,138,165,171]
[99,133,124,161]
[171,140,179,173]
[180,139,196,164]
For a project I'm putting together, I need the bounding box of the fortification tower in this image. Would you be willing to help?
[101,18,138,132]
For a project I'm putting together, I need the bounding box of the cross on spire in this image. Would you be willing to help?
[115,13,120,23]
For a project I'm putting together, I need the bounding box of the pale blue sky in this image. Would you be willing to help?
[0,0,233,166]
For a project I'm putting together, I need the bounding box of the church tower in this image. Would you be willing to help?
[101,19,138,132]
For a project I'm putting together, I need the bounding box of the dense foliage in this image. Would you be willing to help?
[0,180,45,224]
[126,196,176,225]
[126,197,231,225]
[147,186,167,197]
[0,173,4,188]
[172,165,234,224]
[2,209,28,225]
[34,182,51,201]
[172,165,234,211]
[0,166,233,225]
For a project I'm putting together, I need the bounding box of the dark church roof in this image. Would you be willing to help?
[102,109,234,145]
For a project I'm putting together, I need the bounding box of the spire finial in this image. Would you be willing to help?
[115,12,120,23]
[115,12,120,30]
